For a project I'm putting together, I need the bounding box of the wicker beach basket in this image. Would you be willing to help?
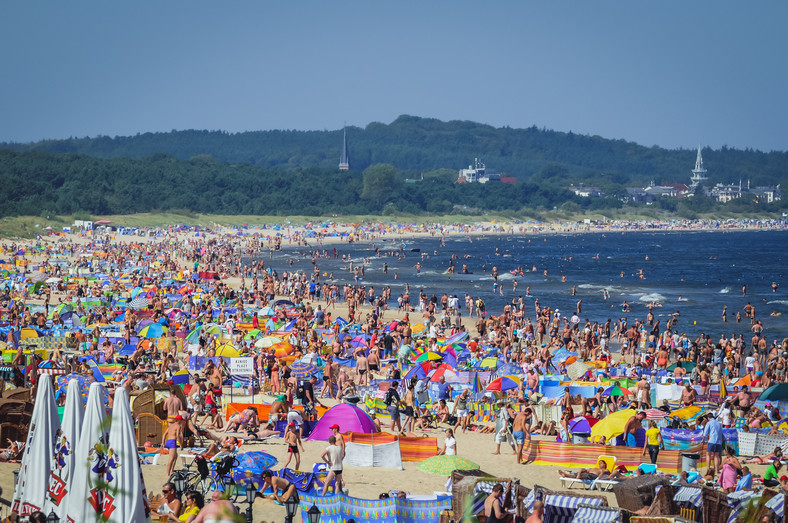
[612,474,672,513]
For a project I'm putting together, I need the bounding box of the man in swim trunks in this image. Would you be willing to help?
[681,384,697,406]
[162,414,185,477]
[512,406,529,465]
[282,422,304,470]
[623,411,646,447]
[261,470,299,505]
[525,367,539,397]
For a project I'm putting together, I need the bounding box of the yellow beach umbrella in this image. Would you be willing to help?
[216,343,240,358]
[590,408,637,442]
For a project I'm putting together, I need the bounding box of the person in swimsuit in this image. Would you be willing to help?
[260,470,299,504]
[162,414,185,477]
[281,422,304,470]
[484,484,508,523]
[320,435,345,496]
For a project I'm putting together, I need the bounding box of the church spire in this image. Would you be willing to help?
[338,127,349,171]
[690,144,707,188]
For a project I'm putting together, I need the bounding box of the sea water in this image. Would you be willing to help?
[268,230,788,343]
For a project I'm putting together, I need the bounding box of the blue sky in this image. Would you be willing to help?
[1,2,785,151]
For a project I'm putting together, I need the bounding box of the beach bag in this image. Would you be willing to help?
[296,383,306,401]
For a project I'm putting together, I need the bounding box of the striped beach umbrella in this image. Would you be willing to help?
[485,376,522,392]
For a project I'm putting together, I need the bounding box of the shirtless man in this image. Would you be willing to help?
[260,470,299,503]
[162,414,185,477]
[282,422,304,470]
[329,424,346,455]
[356,352,369,386]
[525,501,543,523]
[636,378,649,408]
[525,368,539,397]
[164,391,184,425]
[681,384,697,406]
[737,385,753,414]
[268,397,288,425]
[191,490,237,523]
[623,411,646,447]
[512,408,529,465]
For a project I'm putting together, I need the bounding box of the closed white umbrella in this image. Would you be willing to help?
[12,374,59,516]
[45,378,86,517]
[106,387,151,523]
[65,382,109,523]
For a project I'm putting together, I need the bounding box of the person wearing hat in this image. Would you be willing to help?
[330,423,346,455]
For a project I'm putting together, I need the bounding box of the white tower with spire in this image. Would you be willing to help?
[338,128,349,171]
[690,145,708,188]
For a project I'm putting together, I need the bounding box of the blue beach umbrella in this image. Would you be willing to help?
[290,361,318,379]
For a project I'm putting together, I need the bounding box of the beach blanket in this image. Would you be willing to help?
[299,492,451,523]
[528,440,705,474]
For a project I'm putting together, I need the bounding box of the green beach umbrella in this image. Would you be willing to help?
[418,455,480,475]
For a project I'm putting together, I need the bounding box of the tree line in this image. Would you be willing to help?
[0,150,782,219]
[3,115,787,190]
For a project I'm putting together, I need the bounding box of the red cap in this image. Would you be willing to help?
[330,424,340,430]
[288,422,296,427]
[175,415,183,421]
[781,475,788,482]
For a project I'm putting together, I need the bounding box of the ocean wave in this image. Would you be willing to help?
[719,287,731,294]
[639,293,666,303]
[768,300,788,306]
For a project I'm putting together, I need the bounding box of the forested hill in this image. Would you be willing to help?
[3,115,787,188]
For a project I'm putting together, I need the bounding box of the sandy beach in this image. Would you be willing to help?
[2,220,784,521]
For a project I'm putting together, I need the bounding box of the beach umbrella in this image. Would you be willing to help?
[418,455,480,475]
[216,343,240,358]
[760,384,788,402]
[486,376,522,392]
[255,336,282,348]
[404,362,432,381]
[429,364,461,383]
[603,384,633,397]
[644,409,669,420]
[671,405,704,423]
[171,369,190,386]
[414,352,443,362]
[105,387,151,523]
[667,361,696,373]
[590,408,637,442]
[129,297,149,310]
[258,306,276,316]
[45,378,86,518]
[290,361,318,379]
[12,374,59,516]
[568,416,598,434]
[567,361,591,380]
[478,356,500,370]
[56,373,95,402]
[49,303,73,319]
[244,329,262,340]
[65,382,110,523]
[138,323,168,338]
[232,451,279,489]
